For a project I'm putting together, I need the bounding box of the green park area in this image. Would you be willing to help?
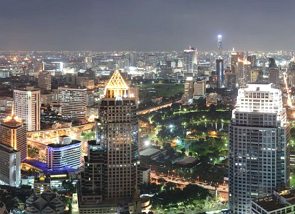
[137,82,184,100]
[142,182,227,213]
[141,100,232,183]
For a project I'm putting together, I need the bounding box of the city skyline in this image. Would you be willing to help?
[1,0,295,51]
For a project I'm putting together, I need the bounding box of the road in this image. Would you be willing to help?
[150,171,228,202]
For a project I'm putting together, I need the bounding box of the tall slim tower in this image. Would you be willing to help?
[38,71,52,92]
[216,34,224,88]
[14,87,41,131]
[183,47,197,75]
[217,34,223,57]
[78,70,140,214]
[229,84,289,213]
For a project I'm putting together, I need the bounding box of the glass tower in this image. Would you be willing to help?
[229,84,289,213]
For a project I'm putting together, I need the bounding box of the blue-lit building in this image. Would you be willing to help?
[46,138,81,170]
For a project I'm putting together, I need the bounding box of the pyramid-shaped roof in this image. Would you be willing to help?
[105,70,129,90]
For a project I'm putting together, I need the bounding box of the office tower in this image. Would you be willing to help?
[229,84,289,213]
[183,47,197,75]
[231,50,244,74]
[250,68,263,83]
[269,68,280,86]
[0,144,21,187]
[268,58,280,86]
[247,55,256,68]
[38,71,51,92]
[237,57,251,86]
[57,87,87,120]
[182,76,194,103]
[85,56,93,69]
[14,87,41,131]
[217,34,223,56]
[0,114,27,161]
[129,52,136,67]
[193,80,206,98]
[251,189,295,214]
[268,58,277,68]
[46,136,81,170]
[78,70,141,214]
[216,58,224,88]
[288,60,295,86]
[225,70,237,89]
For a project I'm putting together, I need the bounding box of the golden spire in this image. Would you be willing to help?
[105,70,129,98]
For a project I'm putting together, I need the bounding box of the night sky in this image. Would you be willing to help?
[0,0,294,51]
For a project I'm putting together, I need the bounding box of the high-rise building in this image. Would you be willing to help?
[0,114,27,161]
[237,57,251,86]
[38,71,52,92]
[193,80,206,98]
[14,87,41,131]
[247,55,257,68]
[57,87,87,120]
[182,76,194,103]
[217,34,223,56]
[78,70,141,214]
[225,71,237,89]
[268,58,280,86]
[183,47,197,75]
[0,144,21,187]
[250,68,263,83]
[216,58,224,88]
[230,50,244,74]
[229,84,289,213]
[269,68,280,86]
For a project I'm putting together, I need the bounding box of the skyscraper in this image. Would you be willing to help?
[230,50,244,74]
[229,84,289,213]
[217,34,223,56]
[57,87,87,120]
[216,58,224,88]
[183,47,197,75]
[216,35,224,88]
[38,71,52,92]
[0,114,27,161]
[0,144,21,187]
[78,70,140,214]
[14,87,41,131]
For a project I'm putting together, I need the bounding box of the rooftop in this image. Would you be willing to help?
[1,114,23,127]
[253,189,295,211]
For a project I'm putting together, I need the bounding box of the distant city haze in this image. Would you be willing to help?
[1,0,295,51]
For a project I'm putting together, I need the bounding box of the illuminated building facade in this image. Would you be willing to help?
[46,138,81,170]
[182,76,194,103]
[78,70,140,214]
[229,84,289,213]
[193,80,206,98]
[14,87,41,131]
[0,114,27,161]
[0,144,21,187]
[183,47,197,75]
[216,58,224,88]
[57,87,87,120]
